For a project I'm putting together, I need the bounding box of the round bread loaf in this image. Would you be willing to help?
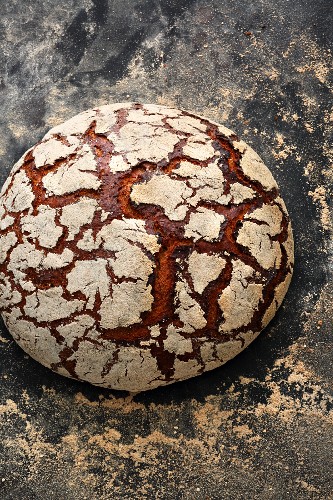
[0,103,294,392]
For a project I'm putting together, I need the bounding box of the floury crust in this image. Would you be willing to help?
[0,103,294,392]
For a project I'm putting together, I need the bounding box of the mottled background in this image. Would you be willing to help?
[0,1,332,498]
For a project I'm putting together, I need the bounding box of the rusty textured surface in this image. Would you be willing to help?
[0,0,332,498]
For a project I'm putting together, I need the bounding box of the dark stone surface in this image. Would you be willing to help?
[0,1,332,498]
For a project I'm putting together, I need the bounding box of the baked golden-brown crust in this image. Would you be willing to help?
[0,103,294,391]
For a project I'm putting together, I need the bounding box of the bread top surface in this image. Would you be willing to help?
[0,103,294,391]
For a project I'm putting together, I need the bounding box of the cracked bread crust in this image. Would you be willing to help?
[0,103,294,392]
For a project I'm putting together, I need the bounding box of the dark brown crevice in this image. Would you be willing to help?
[100,349,120,378]
[150,339,176,380]
[201,258,233,335]
[51,351,78,379]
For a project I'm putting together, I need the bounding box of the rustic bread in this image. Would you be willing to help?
[0,103,294,391]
